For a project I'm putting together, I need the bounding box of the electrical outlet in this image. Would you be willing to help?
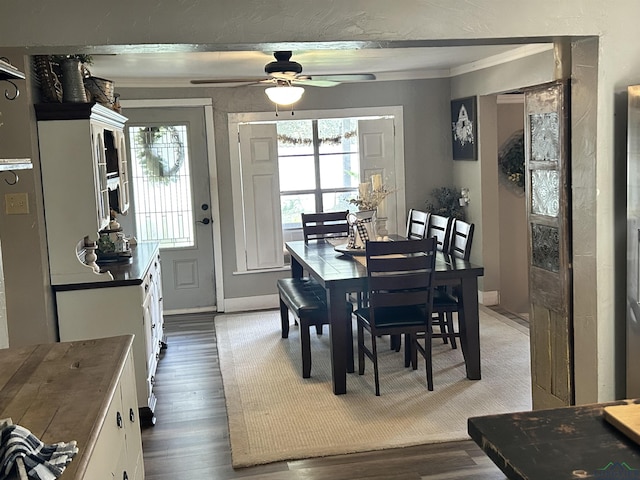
[5,193,29,215]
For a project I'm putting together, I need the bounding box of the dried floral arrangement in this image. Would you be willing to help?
[349,174,394,211]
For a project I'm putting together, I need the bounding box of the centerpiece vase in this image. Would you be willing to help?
[353,209,377,248]
[375,216,388,238]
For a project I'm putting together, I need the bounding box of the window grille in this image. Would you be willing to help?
[127,125,194,248]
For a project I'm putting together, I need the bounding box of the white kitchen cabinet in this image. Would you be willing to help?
[55,242,164,426]
[83,342,143,480]
[35,103,131,286]
[0,335,144,480]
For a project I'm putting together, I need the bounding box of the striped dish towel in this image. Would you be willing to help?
[0,424,78,480]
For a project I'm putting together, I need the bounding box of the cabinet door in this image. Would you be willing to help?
[83,382,126,479]
[150,255,164,353]
[142,280,155,401]
[91,126,111,230]
[116,130,131,214]
[120,348,144,480]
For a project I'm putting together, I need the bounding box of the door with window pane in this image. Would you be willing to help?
[124,107,216,312]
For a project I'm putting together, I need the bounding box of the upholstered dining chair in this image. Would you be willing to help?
[354,238,437,395]
[406,208,430,240]
[426,214,453,252]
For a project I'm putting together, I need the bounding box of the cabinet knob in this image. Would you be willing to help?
[129,408,136,423]
[116,411,123,428]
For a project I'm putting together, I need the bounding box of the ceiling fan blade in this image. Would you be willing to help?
[312,73,376,82]
[190,78,268,86]
[292,78,341,88]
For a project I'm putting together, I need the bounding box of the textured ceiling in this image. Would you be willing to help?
[88,44,553,88]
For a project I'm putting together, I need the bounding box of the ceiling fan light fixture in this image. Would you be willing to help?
[265,85,305,106]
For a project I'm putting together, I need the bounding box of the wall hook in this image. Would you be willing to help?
[3,80,19,101]
[4,170,18,185]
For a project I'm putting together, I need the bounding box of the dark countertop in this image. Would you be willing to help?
[53,242,160,291]
[468,400,640,479]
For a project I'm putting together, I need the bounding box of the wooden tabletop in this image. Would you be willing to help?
[286,239,484,287]
[0,335,134,479]
[468,399,640,479]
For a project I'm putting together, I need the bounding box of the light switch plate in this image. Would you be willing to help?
[5,193,29,215]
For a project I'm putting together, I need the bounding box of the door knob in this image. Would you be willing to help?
[201,203,209,211]
[197,217,211,225]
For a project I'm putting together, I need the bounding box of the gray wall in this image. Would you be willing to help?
[0,50,57,346]
[497,102,528,315]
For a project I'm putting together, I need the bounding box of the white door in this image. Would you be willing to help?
[123,107,216,312]
[358,118,400,234]
[238,123,284,270]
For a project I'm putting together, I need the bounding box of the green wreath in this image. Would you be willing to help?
[136,126,184,183]
[499,130,525,191]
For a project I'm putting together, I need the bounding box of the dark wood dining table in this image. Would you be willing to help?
[285,238,485,395]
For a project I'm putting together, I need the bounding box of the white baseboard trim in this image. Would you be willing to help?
[480,290,500,306]
[223,294,280,313]
[164,305,218,316]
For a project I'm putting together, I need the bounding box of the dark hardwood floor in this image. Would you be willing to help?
[141,313,507,479]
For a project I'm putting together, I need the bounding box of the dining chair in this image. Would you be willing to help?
[354,237,437,395]
[302,210,350,243]
[432,219,475,349]
[449,219,475,260]
[405,208,430,240]
[426,214,453,252]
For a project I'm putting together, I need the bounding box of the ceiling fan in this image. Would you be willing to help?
[189,51,376,88]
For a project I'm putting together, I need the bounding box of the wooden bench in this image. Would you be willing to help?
[278,278,352,378]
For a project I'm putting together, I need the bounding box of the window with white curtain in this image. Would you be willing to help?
[229,106,405,272]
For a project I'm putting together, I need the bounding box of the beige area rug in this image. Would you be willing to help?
[215,306,531,468]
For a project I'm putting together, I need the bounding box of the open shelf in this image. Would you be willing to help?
[0,59,25,81]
